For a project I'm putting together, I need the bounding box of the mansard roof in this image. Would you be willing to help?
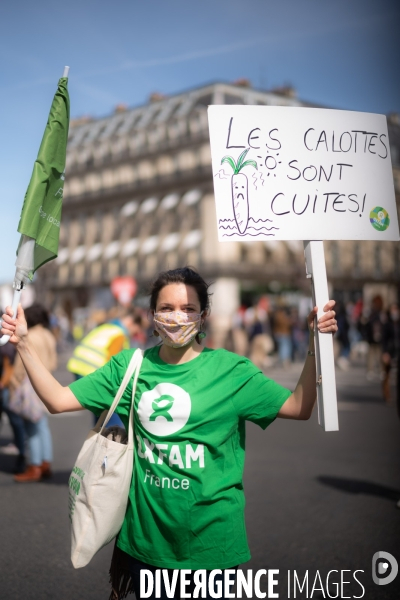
[67,82,306,149]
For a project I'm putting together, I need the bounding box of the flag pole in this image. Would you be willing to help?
[0,67,69,346]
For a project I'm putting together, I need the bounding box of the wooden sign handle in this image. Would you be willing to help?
[304,241,339,431]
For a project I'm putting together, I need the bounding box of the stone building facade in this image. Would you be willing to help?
[36,82,400,340]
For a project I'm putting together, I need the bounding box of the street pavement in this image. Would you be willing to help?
[0,349,399,600]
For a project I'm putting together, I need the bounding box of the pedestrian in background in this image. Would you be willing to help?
[67,307,143,379]
[0,338,26,473]
[335,302,351,371]
[290,307,308,363]
[248,298,274,370]
[381,303,400,403]
[11,304,57,482]
[67,306,144,426]
[272,301,293,368]
[360,295,385,381]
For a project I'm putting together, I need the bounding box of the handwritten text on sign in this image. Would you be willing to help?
[208,106,399,241]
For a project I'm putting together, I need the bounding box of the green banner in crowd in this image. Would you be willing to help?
[17,76,70,277]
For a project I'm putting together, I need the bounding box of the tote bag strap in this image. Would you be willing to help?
[126,350,143,444]
[99,349,143,435]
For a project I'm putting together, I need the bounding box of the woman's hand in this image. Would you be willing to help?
[307,300,337,335]
[1,304,28,346]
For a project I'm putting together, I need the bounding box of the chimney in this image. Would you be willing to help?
[149,92,166,103]
[387,113,399,126]
[114,103,128,113]
[233,78,251,88]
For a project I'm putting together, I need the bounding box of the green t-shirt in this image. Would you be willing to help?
[69,346,291,570]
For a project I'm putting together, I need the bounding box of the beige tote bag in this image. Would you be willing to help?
[69,348,143,569]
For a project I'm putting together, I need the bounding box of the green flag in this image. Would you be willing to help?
[17,76,70,278]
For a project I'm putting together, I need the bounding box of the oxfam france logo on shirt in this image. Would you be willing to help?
[137,383,191,436]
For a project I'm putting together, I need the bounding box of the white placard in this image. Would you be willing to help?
[208,106,399,241]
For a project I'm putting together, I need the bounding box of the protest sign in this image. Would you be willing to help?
[208,106,399,431]
[208,106,399,242]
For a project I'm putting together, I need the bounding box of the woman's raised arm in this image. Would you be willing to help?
[1,305,83,414]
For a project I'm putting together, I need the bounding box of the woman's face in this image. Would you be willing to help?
[155,283,202,315]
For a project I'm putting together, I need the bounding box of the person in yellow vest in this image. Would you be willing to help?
[67,307,143,426]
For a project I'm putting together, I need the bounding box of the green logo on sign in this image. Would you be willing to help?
[150,395,174,422]
[370,206,390,232]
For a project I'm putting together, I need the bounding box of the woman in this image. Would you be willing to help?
[1,267,337,599]
[0,339,26,473]
[10,304,57,482]
[381,303,400,403]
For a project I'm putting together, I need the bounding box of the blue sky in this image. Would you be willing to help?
[0,0,399,283]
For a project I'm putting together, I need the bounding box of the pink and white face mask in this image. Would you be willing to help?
[153,311,202,348]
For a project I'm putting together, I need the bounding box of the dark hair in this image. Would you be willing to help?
[149,267,211,314]
[24,304,50,329]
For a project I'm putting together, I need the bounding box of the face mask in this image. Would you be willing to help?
[153,311,202,348]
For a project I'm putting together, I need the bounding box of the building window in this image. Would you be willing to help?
[129,132,146,153]
[58,264,69,284]
[85,172,101,192]
[102,212,116,244]
[163,251,178,270]
[189,115,203,136]
[177,150,196,171]
[395,244,400,279]
[111,138,128,157]
[195,94,213,107]
[240,246,250,262]
[390,145,398,166]
[74,263,85,283]
[108,258,120,279]
[90,261,102,283]
[69,177,85,196]
[137,160,154,180]
[374,244,382,277]
[148,126,166,146]
[117,164,136,185]
[77,148,91,166]
[66,153,76,171]
[331,242,340,274]
[69,218,83,247]
[186,249,199,266]
[168,120,186,140]
[102,169,116,188]
[126,256,138,276]
[94,143,110,164]
[200,144,211,166]
[94,211,102,243]
[353,242,361,276]
[145,254,157,275]
[224,94,243,105]
[59,217,70,246]
[157,155,175,176]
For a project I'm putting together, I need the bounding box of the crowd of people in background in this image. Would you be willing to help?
[228,294,399,404]
[0,293,399,480]
[0,304,57,480]
[229,297,310,370]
